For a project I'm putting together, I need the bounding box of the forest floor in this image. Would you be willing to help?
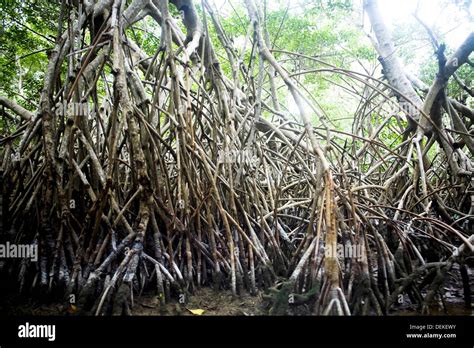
[136,288,472,316]
[1,264,471,316]
[0,285,471,316]
[135,288,264,316]
[0,287,264,316]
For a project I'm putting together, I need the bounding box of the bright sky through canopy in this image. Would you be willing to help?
[211,0,473,48]
[208,0,473,117]
[378,0,473,47]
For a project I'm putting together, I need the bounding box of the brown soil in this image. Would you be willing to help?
[1,278,471,316]
[0,287,266,316]
[134,288,265,316]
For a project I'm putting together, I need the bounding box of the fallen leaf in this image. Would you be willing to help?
[67,305,77,313]
[187,308,205,315]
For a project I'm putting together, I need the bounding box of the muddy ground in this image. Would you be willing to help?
[0,285,471,316]
[1,261,471,316]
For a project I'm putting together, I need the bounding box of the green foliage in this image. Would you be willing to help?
[205,0,375,129]
[127,17,162,56]
[0,0,470,149]
[0,0,59,109]
[377,114,405,146]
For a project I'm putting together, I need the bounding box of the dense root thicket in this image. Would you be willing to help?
[0,0,473,315]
